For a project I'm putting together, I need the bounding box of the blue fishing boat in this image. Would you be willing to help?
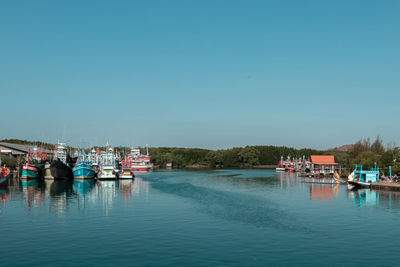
[348,164,380,189]
[72,150,95,180]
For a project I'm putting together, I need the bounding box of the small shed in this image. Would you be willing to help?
[310,155,338,176]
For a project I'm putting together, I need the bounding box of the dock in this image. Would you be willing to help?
[371,183,400,192]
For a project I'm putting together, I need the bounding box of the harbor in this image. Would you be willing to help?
[2,169,400,266]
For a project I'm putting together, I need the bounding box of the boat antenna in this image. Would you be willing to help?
[146,144,149,156]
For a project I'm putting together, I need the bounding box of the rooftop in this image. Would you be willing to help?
[310,155,338,165]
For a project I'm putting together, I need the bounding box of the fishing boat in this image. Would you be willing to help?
[21,146,47,180]
[0,160,11,187]
[45,142,74,180]
[98,144,121,180]
[348,164,380,189]
[276,156,287,171]
[276,155,311,173]
[88,148,100,175]
[72,149,96,180]
[129,145,153,172]
[120,159,135,179]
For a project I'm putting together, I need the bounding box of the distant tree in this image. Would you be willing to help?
[371,136,385,155]
[238,146,260,168]
[350,138,371,158]
[206,151,223,168]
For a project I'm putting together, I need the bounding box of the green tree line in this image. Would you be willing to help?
[2,137,399,174]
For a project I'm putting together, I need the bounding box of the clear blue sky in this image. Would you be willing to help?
[1,0,399,149]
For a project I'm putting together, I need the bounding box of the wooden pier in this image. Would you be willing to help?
[371,183,400,192]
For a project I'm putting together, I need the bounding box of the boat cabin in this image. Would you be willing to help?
[353,165,379,184]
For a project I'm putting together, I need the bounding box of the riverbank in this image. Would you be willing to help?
[371,182,400,192]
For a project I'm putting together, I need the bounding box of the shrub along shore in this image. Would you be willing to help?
[1,137,399,176]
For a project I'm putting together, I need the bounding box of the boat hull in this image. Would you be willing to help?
[120,174,134,179]
[73,164,95,180]
[119,168,134,179]
[97,174,117,180]
[348,181,371,189]
[51,160,73,179]
[98,166,118,180]
[21,165,39,180]
[132,166,152,172]
[0,174,11,186]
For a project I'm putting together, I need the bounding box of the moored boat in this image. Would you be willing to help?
[276,156,286,171]
[0,160,11,187]
[22,163,40,180]
[73,163,96,180]
[348,164,380,189]
[120,165,135,179]
[21,147,47,180]
[72,149,95,180]
[98,144,121,180]
[45,142,74,180]
[128,146,153,172]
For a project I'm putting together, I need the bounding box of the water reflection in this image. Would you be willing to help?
[349,189,379,209]
[348,189,400,211]
[310,184,340,202]
[276,171,298,187]
[21,179,44,208]
[120,180,133,203]
[0,187,9,204]
[74,180,95,196]
[0,176,150,217]
[96,180,118,216]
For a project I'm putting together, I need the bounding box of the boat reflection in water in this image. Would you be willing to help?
[47,180,74,217]
[348,189,400,210]
[120,179,133,204]
[276,171,298,187]
[349,189,379,209]
[96,180,118,216]
[21,179,44,208]
[0,187,9,204]
[11,176,150,215]
[74,180,95,196]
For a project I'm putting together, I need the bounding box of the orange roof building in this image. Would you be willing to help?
[310,155,338,165]
[309,155,339,176]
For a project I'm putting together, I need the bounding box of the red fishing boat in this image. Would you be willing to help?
[0,161,11,187]
[122,146,153,173]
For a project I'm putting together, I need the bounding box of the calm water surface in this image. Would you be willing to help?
[1,169,400,266]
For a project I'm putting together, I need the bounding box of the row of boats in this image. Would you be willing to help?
[20,142,153,181]
[276,156,311,172]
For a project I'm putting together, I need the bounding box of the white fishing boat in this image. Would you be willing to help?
[98,143,121,180]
